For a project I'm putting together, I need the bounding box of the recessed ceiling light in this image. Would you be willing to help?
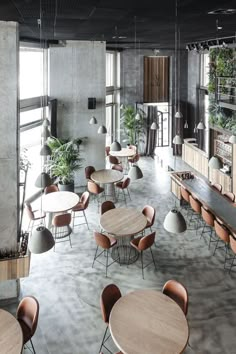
[118,36,127,39]
[208,8,236,15]
[217,26,223,30]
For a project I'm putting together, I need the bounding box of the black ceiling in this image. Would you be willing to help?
[1,0,236,49]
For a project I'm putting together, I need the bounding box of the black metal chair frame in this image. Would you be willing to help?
[72,209,89,230]
[99,326,112,354]
[213,238,230,269]
[128,246,156,279]
[92,246,120,277]
[200,223,218,249]
[115,186,131,205]
[52,224,72,251]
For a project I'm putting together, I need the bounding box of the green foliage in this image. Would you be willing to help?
[120,105,145,145]
[208,99,236,132]
[47,137,84,185]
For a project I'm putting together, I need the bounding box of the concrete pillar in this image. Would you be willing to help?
[49,41,106,187]
[0,21,19,299]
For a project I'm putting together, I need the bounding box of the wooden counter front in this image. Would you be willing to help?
[182,139,208,178]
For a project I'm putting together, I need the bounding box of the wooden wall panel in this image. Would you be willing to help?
[143,56,169,103]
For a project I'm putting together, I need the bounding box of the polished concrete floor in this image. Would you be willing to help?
[4,154,236,354]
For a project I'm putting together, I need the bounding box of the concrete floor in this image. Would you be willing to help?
[3,155,236,354]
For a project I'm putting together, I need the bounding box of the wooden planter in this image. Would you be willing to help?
[0,253,31,281]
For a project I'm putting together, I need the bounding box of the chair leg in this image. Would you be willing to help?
[141,251,144,279]
[92,246,99,268]
[30,338,36,354]
[229,255,236,274]
[213,239,220,256]
[83,210,89,230]
[98,326,112,354]
[123,190,127,205]
[127,187,131,200]
[106,250,109,277]
[150,247,157,270]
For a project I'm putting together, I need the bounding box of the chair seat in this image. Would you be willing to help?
[145,220,152,228]
[33,210,46,220]
[108,236,117,247]
[130,236,142,250]
[115,182,123,188]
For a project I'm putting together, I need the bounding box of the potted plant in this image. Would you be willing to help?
[47,137,84,192]
[120,105,145,147]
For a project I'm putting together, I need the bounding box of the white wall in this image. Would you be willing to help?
[49,41,106,187]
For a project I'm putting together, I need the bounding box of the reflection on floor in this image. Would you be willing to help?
[3,155,236,354]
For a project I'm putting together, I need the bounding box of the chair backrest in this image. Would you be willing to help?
[138,231,156,251]
[162,279,188,316]
[230,235,236,254]
[94,231,111,249]
[105,146,110,156]
[211,183,222,193]
[24,203,34,220]
[100,284,122,324]
[16,296,39,339]
[109,155,119,165]
[101,201,116,215]
[122,177,130,189]
[214,219,230,243]
[128,145,137,153]
[112,164,123,172]
[142,205,155,227]
[189,195,201,213]
[85,166,95,180]
[130,153,140,163]
[201,206,214,227]
[223,191,235,202]
[180,186,190,203]
[80,191,90,209]
[87,180,102,194]
[53,213,71,227]
[44,184,59,194]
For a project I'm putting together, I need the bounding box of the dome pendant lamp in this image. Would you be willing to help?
[110,140,122,151]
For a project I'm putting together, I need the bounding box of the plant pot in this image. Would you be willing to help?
[58,182,74,192]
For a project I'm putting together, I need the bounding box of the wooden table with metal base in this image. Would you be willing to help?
[109,289,189,354]
[91,169,123,201]
[109,148,135,171]
[0,309,23,354]
[100,207,147,264]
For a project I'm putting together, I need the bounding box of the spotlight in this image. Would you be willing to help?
[222,41,228,48]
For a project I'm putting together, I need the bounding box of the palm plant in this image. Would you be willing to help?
[120,105,144,145]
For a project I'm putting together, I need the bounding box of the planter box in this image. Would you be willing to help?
[0,253,31,281]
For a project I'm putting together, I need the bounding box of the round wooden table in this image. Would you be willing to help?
[0,309,23,354]
[42,191,79,227]
[100,208,147,263]
[109,289,189,354]
[91,169,123,201]
[109,148,135,172]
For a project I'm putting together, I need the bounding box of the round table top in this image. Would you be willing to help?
[109,289,189,354]
[100,207,147,237]
[42,191,79,213]
[109,148,135,158]
[91,169,123,184]
[0,309,23,354]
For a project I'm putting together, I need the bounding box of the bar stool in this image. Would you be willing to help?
[223,191,235,202]
[211,183,222,193]
[180,186,191,216]
[200,206,217,248]
[189,195,202,233]
[227,235,236,274]
[213,219,230,268]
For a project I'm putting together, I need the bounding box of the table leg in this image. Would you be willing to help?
[111,236,139,265]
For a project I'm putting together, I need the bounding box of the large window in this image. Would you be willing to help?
[200,53,209,88]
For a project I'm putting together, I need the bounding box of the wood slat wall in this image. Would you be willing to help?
[143,56,169,103]
[0,254,30,281]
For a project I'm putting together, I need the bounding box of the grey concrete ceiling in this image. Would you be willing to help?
[1,0,236,48]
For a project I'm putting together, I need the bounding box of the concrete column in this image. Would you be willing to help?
[0,21,19,299]
[49,41,106,187]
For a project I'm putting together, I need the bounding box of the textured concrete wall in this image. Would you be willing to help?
[187,51,200,134]
[120,48,188,143]
[0,21,19,299]
[49,41,106,186]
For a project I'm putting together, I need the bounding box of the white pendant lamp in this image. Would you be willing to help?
[110,140,122,151]
[97,125,107,134]
[40,143,52,156]
[29,226,55,254]
[193,124,198,133]
[184,120,188,129]
[35,172,52,188]
[175,111,183,118]
[229,135,236,144]
[173,134,183,145]
[163,209,187,233]
[89,116,97,124]
[41,127,51,138]
[128,165,143,181]
[150,121,158,130]
[135,112,141,121]
[42,118,50,127]
[197,121,205,130]
[208,156,223,170]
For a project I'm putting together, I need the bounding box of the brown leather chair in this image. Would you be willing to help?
[128,153,140,165]
[115,177,131,205]
[162,279,188,316]
[87,180,105,206]
[99,284,122,353]
[92,231,119,277]
[101,200,115,215]
[142,205,155,233]
[228,235,236,274]
[71,191,90,230]
[85,165,95,180]
[180,186,191,215]
[211,183,222,193]
[109,155,121,166]
[44,184,59,194]
[189,195,202,232]
[112,164,123,172]
[52,213,72,250]
[16,296,39,354]
[213,219,230,268]
[200,206,216,248]
[129,232,156,279]
[24,202,46,234]
[223,191,235,203]
[105,146,110,157]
